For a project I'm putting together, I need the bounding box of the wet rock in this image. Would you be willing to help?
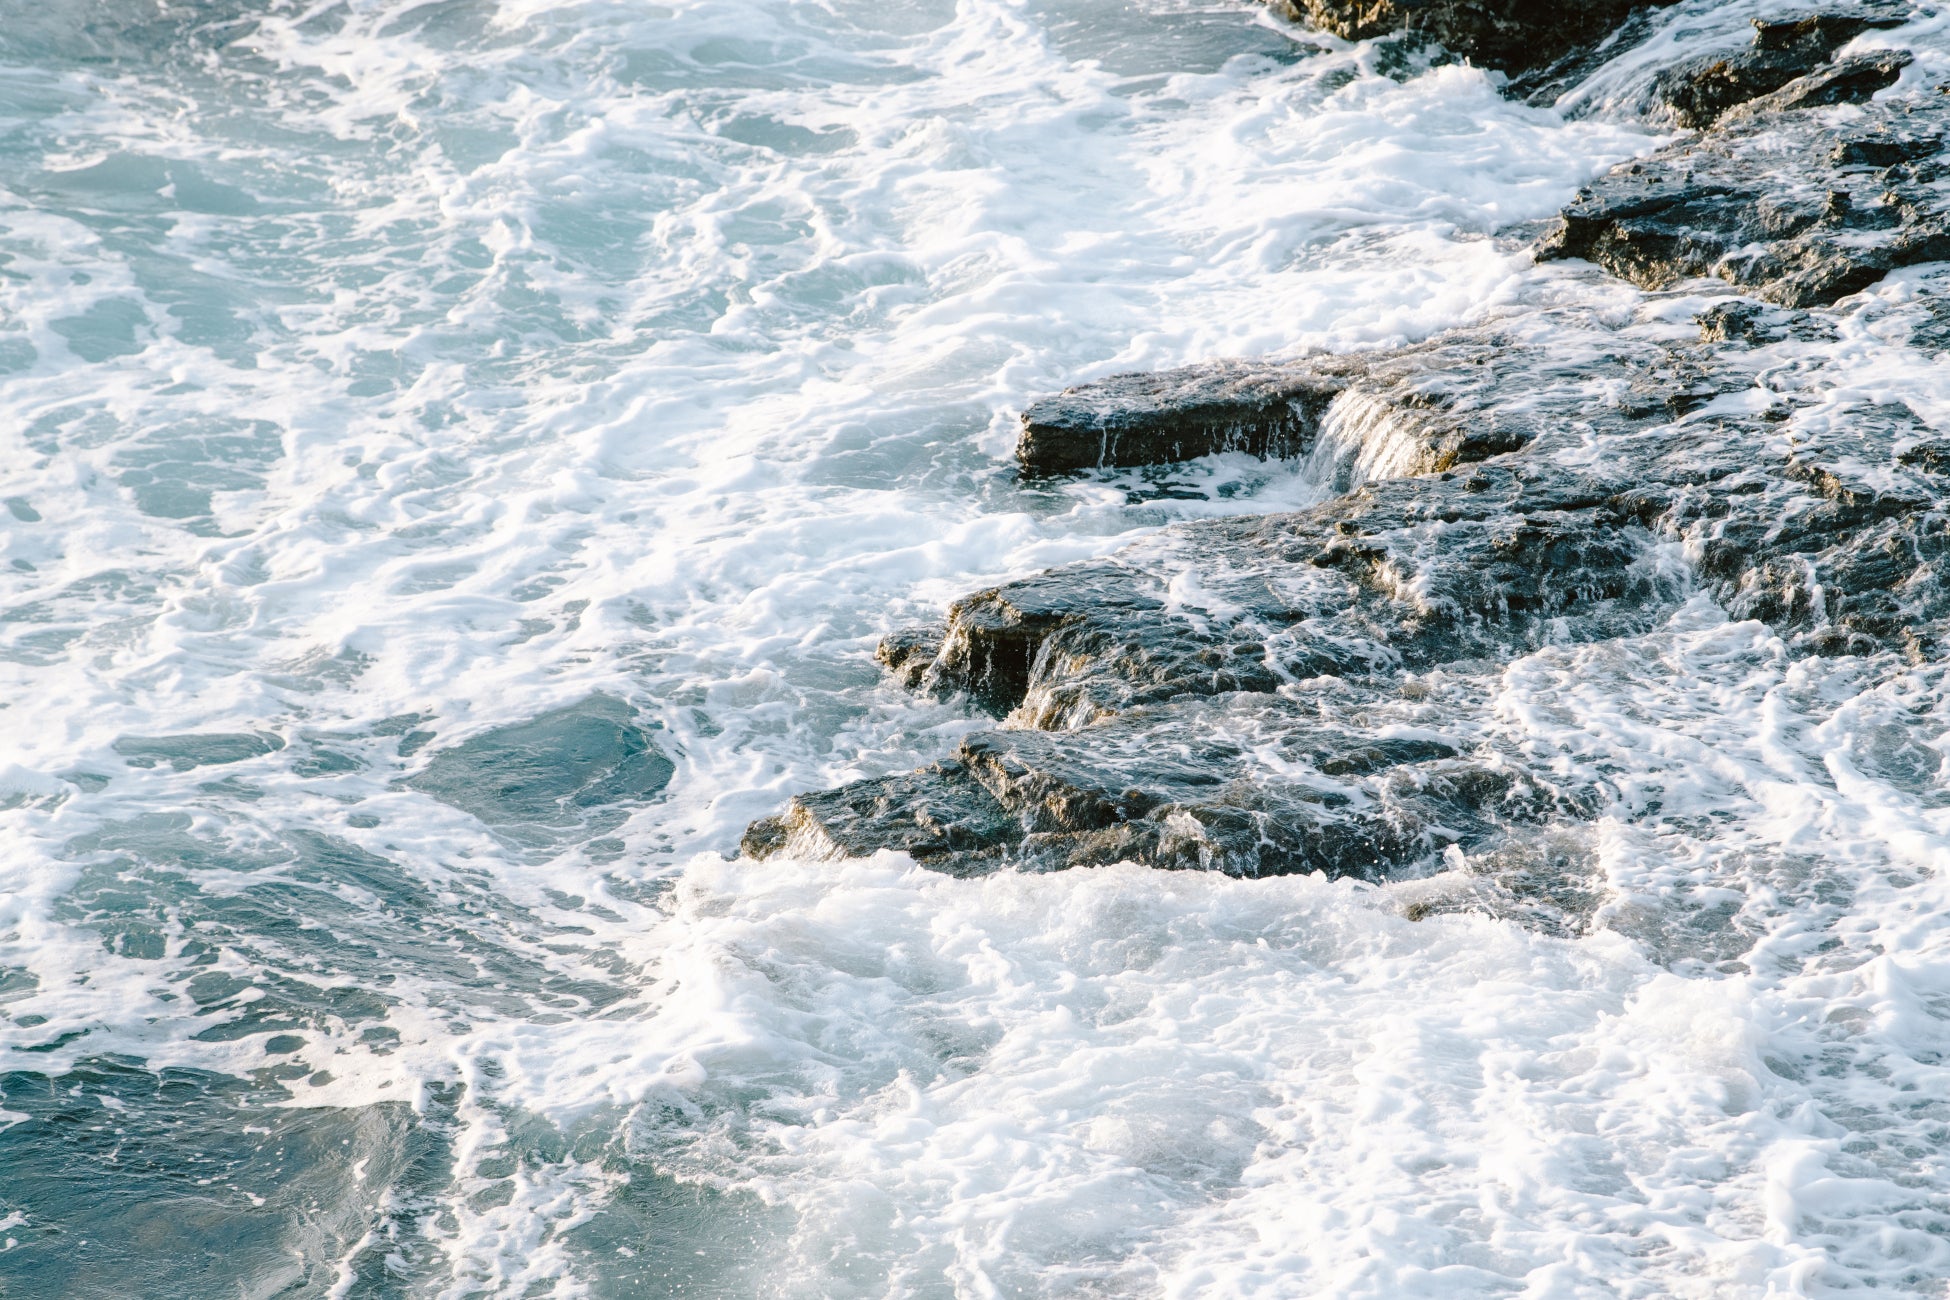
[1392,828,1605,937]
[1754,10,1906,55]
[740,763,1018,874]
[1653,12,1907,127]
[751,694,1583,877]
[1693,397,1950,658]
[402,694,672,837]
[758,282,1950,875]
[1538,73,1948,308]
[915,457,1671,732]
[1731,50,1912,119]
[875,626,944,690]
[1018,331,1546,478]
[1696,301,1799,345]
[1271,0,1680,73]
[1017,363,1344,475]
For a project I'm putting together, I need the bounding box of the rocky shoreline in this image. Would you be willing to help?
[743,2,1949,918]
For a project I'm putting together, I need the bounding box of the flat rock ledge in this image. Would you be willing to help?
[744,9,1950,915]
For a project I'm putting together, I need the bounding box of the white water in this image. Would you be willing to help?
[2,0,1949,1295]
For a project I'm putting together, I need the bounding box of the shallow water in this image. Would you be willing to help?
[3,0,1950,1295]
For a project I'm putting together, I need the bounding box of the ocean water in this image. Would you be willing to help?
[3,0,1950,1294]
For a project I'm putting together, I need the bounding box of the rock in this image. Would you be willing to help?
[1017,363,1344,475]
[1733,50,1912,119]
[1695,301,1804,345]
[1537,73,1947,308]
[754,281,1950,876]
[1754,11,1905,54]
[875,626,944,690]
[749,694,1585,878]
[402,694,672,838]
[1018,331,1546,478]
[1270,0,1681,73]
[1695,394,1950,658]
[1653,11,1907,127]
[921,453,1673,732]
[740,763,1018,874]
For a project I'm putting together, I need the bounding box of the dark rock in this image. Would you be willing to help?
[1538,72,1948,308]
[1018,331,1547,478]
[915,456,1672,732]
[1829,133,1939,168]
[1270,0,1681,73]
[1653,12,1907,127]
[1739,50,1912,117]
[1697,301,1796,344]
[1698,396,1950,658]
[752,695,1584,878]
[1018,363,1343,475]
[740,763,1018,874]
[875,626,944,690]
[402,694,672,837]
[1754,11,1904,54]
[755,279,1950,875]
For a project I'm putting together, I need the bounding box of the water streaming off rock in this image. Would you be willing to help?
[3,0,1950,1295]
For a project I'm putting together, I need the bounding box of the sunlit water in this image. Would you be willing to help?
[3,0,1950,1294]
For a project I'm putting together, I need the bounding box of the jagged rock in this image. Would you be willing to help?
[746,693,1586,877]
[1653,11,1907,127]
[1695,301,1809,345]
[1538,76,1946,307]
[1691,394,1950,657]
[740,763,1018,873]
[1732,50,1912,118]
[1269,0,1680,73]
[875,626,944,690]
[924,457,1674,731]
[753,283,1950,874]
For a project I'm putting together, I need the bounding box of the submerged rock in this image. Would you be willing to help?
[403,694,672,837]
[113,732,285,771]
